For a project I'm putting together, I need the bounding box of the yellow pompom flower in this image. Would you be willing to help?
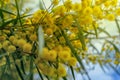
[72,3,81,12]
[2,40,10,50]
[104,1,111,7]
[7,45,16,53]
[22,43,32,53]
[106,14,115,21]
[41,48,49,60]
[30,34,37,41]
[53,5,66,16]
[64,0,72,10]
[47,67,56,77]
[83,7,93,15]
[9,36,15,42]
[93,6,102,17]
[68,57,77,66]
[111,0,118,6]
[69,33,76,40]
[0,35,6,42]
[48,50,57,61]
[45,28,53,35]
[116,8,120,16]
[59,51,71,61]
[17,39,26,48]
[12,39,18,46]
[57,64,67,77]
[72,40,82,48]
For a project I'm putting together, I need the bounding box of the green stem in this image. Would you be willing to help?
[30,56,34,80]
[15,0,22,26]
[115,19,120,35]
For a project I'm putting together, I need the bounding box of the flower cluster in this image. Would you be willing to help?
[0,0,120,80]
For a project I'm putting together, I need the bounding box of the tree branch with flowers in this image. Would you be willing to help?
[0,0,120,80]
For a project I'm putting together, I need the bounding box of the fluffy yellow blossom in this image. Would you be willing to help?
[59,51,71,61]
[64,0,72,11]
[72,40,82,48]
[9,36,16,42]
[22,43,32,53]
[111,0,118,6]
[63,46,71,53]
[59,36,65,44]
[95,0,102,5]
[48,50,57,61]
[116,8,120,16]
[83,7,93,15]
[7,45,16,53]
[2,40,10,50]
[53,5,66,16]
[0,35,6,42]
[12,39,18,46]
[41,48,49,60]
[68,57,77,66]
[93,6,102,17]
[45,28,53,35]
[106,14,115,21]
[30,34,37,41]
[17,39,26,48]
[81,1,88,8]
[69,33,76,40]
[57,64,67,77]
[72,3,81,12]
[47,67,56,77]
[104,1,111,7]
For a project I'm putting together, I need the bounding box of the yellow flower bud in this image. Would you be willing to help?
[57,64,66,77]
[22,43,32,53]
[106,14,115,21]
[30,34,37,41]
[68,57,77,66]
[7,45,16,53]
[17,39,26,48]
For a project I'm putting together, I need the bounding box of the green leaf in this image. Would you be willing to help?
[93,24,98,38]
[20,60,26,74]
[0,9,4,24]
[0,53,8,58]
[12,54,25,80]
[115,19,120,34]
[75,21,86,50]
[0,8,16,15]
[39,0,45,10]
[0,14,31,29]
[70,66,75,80]
[89,42,100,54]
[35,64,44,80]
[15,0,22,26]
[106,40,120,53]
[98,27,111,37]
[29,56,34,80]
